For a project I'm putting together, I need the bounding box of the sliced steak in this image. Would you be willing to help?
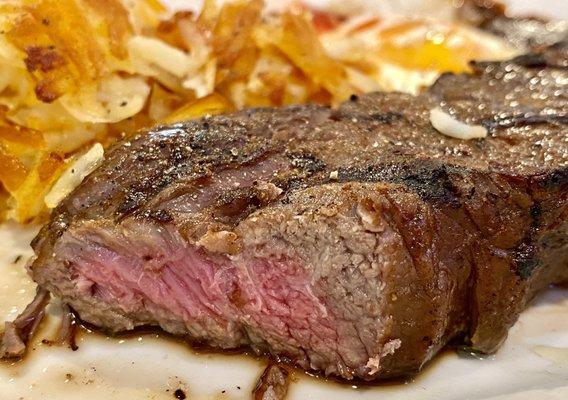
[30,43,568,380]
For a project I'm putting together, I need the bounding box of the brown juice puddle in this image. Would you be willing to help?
[2,294,565,400]
[69,315,474,391]
[3,301,485,390]
[1,311,263,399]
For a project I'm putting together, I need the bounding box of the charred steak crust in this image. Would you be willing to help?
[31,44,568,380]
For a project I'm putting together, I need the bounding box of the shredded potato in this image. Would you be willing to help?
[0,0,518,222]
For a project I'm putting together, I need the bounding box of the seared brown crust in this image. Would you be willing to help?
[30,43,568,380]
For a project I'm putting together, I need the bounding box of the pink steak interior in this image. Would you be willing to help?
[55,220,354,372]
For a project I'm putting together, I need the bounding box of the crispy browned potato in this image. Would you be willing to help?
[0,0,516,222]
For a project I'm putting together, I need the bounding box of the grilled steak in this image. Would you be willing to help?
[30,43,568,380]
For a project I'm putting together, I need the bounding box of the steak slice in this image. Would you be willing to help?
[30,43,568,380]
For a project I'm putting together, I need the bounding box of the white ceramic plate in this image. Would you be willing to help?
[1,1,567,399]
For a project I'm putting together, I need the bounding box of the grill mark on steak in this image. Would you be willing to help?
[29,42,568,381]
[335,162,462,207]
